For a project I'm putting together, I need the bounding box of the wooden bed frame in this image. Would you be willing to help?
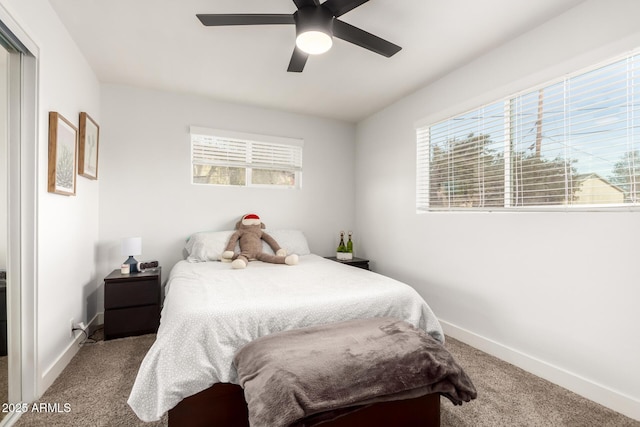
[168,383,441,427]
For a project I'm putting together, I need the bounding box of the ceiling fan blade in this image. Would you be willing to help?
[322,0,369,17]
[197,14,295,26]
[287,46,309,72]
[293,0,320,8]
[333,19,401,57]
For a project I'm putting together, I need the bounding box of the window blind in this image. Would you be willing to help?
[417,50,640,211]
[510,54,640,207]
[190,127,303,187]
[418,101,506,210]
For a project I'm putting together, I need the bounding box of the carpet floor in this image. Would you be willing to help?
[9,332,639,427]
[440,337,638,427]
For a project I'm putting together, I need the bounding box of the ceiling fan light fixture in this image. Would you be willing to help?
[296,30,332,55]
[294,6,335,55]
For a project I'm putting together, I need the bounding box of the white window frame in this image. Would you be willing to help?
[416,49,640,213]
[190,126,303,189]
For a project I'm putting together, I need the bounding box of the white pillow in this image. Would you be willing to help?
[185,229,311,262]
[264,229,311,256]
[185,230,236,262]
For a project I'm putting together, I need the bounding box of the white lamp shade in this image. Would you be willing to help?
[296,31,333,55]
[121,237,142,256]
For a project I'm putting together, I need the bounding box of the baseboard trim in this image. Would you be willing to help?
[39,313,102,397]
[440,319,640,421]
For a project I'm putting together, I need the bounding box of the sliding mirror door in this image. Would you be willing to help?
[0,41,7,425]
[0,11,37,426]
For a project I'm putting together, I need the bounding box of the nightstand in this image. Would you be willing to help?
[325,256,370,270]
[104,268,161,340]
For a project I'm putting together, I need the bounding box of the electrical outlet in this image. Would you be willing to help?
[69,318,74,338]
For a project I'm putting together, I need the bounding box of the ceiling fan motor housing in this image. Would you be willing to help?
[294,6,335,41]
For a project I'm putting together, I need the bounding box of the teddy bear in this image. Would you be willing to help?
[221,213,299,269]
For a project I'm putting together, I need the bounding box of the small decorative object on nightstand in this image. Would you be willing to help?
[104,267,161,340]
[325,256,370,270]
[336,231,352,260]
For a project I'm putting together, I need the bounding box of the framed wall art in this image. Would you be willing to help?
[78,112,100,179]
[48,112,78,196]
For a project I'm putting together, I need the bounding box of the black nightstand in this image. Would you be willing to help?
[325,256,370,270]
[104,268,162,340]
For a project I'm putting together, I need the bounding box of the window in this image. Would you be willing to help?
[191,127,303,188]
[417,51,640,211]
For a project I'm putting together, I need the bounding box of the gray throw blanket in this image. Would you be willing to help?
[234,317,477,427]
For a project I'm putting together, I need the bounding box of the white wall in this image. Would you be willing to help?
[0,0,101,395]
[98,84,355,283]
[356,0,640,420]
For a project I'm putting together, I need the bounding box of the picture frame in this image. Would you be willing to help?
[78,112,100,179]
[48,112,78,196]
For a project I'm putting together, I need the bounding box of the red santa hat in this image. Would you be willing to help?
[241,213,262,226]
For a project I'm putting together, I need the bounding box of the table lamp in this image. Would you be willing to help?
[121,237,142,273]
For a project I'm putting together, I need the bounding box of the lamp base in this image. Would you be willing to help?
[124,256,139,273]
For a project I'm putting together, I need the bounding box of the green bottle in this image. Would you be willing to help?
[336,231,347,258]
[346,231,353,254]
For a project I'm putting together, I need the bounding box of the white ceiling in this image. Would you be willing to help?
[48,0,585,123]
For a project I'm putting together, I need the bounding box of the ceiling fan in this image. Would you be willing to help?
[196,0,402,72]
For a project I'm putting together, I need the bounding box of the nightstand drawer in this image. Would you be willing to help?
[105,279,159,309]
[104,305,160,339]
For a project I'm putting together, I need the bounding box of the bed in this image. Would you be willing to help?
[127,230,459,426]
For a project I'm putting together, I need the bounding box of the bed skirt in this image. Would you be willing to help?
[167,383,441,427]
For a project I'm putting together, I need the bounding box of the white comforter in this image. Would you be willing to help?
[127,254,444,422]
